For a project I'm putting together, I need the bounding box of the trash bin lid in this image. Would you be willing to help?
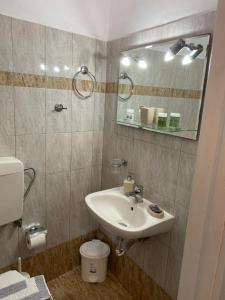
[80,239,110,259]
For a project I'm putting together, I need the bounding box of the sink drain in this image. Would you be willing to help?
[118,222,128,227]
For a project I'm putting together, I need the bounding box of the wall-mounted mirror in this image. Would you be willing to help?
[116,34,211,140]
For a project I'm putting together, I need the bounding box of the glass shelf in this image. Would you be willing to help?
[116,120,198,133]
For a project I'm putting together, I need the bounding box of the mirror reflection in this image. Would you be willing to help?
[116,34,211,139]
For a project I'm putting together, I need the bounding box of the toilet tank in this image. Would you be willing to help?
[0,157,24,226]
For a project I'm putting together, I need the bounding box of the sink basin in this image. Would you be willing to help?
[85,187,174,239]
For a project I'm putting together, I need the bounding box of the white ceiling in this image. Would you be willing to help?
[0,0,218,41]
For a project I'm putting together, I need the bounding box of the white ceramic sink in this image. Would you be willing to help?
[85,187,174,239]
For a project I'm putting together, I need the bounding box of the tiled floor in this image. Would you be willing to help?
[48,266,133,300]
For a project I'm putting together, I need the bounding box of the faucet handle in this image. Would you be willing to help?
[134,185,144,194]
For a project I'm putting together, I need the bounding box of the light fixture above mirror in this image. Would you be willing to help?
[164,39,204,64]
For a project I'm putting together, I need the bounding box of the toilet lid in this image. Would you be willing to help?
[80,239,110,259]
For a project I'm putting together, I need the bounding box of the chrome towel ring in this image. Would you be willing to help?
[118,72,134,102]
[73,65,96,99]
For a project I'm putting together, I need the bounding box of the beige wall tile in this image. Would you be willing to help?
[95,40,107,83]
[71,93,94,132]
[46,89,71,133]
[72,34,96,75]
[91,164,102,193]
[0,14,12,71]
[12,19,45,75]
[133,140,180,200]
[142,238,169,288]
[0,224,18,268]
[71,132,93,170]
[46,133,71,174]
[101,165,121,190]
[70,168,94,239]
[0,86,14,135]
[14,87,45,135]
[93,131,103,166]
[164,248,183,299]
[46,27,73,78]
[46,172,71,248]
[94,93,105,131]
[181,139,198,155]
[0,135,15,156]
[16,134,46,174]
[170,202,189,257]
[175,152,196,208]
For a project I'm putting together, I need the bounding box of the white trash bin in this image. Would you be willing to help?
[80,239,110,283]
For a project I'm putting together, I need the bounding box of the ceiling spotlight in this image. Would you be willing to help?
[121,56,131,66]
[145,45,153,49]
[138,60,147,69]
[164,39,186,62]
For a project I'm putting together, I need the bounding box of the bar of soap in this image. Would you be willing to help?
[148,204,164,219]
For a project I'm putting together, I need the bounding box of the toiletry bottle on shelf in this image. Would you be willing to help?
[123,174,135,195]
[157,112,168,129]
[169,112,181,130]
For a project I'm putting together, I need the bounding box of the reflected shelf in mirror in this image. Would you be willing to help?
[117,120,198,134]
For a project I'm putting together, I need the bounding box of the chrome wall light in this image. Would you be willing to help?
[165,39,204,65]
[164,39,186,62]
[182,44,203,65]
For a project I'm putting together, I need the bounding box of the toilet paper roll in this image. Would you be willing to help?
[26,232,46,250]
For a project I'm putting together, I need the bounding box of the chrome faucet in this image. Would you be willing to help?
[127,185,144,203]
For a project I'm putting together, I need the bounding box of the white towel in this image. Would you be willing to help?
[0,271,27,299]
[0,271,52,300]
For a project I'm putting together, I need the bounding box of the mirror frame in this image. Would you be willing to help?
[116,33,213,140]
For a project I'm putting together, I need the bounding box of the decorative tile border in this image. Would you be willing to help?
[118,84,201,99]
[0,70,200,99]
[0,71,106,93]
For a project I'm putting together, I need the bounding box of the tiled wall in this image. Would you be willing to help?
[0,14,106,267]
[102,12,215,299]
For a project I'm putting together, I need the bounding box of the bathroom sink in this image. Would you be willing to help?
[85,187,174,239]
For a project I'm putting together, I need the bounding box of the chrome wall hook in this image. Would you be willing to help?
[54,104,68,112]
[111,158,128,168]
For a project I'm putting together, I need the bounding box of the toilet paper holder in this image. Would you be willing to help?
[24,223,47,236]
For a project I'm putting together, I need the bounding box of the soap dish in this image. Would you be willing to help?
[147,204,164,219]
